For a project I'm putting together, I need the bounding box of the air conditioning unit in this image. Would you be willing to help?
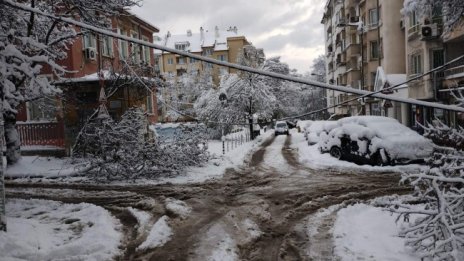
[84,47,97,60]
[421,23,439,39]
[350,16,359,23]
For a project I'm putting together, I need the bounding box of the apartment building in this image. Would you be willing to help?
[404,9,464,127]
[322,0,406,121]
[156,26,250,83]
[155,26,252,121]
[16,11,160,155]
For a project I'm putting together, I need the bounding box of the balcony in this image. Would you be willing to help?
[443,60,464,88]
[408,24,421,40]
[344,43,361,58]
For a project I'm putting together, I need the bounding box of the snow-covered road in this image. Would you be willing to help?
[4,131,415,260]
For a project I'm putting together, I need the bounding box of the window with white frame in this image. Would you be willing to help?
[369,8,379,26]
[27,96,57,121]
[175,42,189,51]
[410,53,422,75]
[410,11,418,26]
[102,36,113,57]
[83,32,97,49]
[118,28,129,60]
[203,48,213,56]
[167,58,174,65]
[131,31,141,63]
[141,36,151,63]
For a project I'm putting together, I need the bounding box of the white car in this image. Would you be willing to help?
[304,121,337,145]
[274,121,289,135]
[318,116,435,165]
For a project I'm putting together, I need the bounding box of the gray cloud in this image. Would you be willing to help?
[132,0,325,72]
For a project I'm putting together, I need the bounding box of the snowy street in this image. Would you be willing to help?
[4,131,414,260]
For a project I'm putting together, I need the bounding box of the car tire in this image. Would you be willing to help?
[373,149,390,166]
[330,146,343,160]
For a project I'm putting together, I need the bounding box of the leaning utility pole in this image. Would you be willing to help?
[0,94,6,232]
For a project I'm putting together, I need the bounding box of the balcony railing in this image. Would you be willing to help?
[16,121,65,148]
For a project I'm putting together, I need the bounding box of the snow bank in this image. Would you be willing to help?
[333,203,418,260]
[0,198,122,261]
[137,215,172,250]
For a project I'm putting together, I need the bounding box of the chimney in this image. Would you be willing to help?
[187,29,192,37]
[166,31,171,38]
[200,27,204,41]
[215,26,220,38]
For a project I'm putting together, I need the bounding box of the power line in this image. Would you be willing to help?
[5,0,464,114]
[281,55,464,120]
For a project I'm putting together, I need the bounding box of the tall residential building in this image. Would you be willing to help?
[321,0,406,120]
[404,8,464,127]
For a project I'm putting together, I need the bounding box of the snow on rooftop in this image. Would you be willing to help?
[156,27,243,53]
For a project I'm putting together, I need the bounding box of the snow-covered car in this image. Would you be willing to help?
[318,116,435,165]
[305,121,338,145]
[274,121,289,135]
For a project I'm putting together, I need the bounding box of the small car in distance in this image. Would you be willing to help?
[275,121,289,136]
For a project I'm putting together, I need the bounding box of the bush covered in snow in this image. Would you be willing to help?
[73,108,209,180]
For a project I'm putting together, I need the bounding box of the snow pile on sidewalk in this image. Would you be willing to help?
[165,198,192,219]
[333,203,418,260]
[0,198,122,261]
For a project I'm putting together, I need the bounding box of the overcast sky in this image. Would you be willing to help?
[131,0,326,73]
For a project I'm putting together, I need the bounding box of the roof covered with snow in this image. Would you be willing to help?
[374,67,407,92]
[156,27,247,53]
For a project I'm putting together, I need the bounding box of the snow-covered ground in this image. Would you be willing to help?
[292,130,428,173]
[0,198,122,261]
[333,203,419,260]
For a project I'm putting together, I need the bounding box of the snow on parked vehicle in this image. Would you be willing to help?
[305,121,337,145]
[319,116,435,165]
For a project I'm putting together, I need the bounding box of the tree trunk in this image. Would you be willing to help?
[4,112,21,165]
[0,110,6,231]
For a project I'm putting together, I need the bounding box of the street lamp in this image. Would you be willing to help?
[219,93,227,155]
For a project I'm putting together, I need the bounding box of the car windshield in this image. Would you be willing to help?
[276,123,287,128]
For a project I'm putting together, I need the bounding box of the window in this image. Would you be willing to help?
[410,53,422,75]
[118,28,129,60]
[131,31,140,63]
[371,72,376,86]
[369,8,379,26]
[203,48,213,56]
[370,41,379,59]
[83,32,97,49]
[27,96,57,121]
[217,54,227,61]
[147,94,154,113]
[102,36,113,57]
[190,57,197,63]
[141,36,151,63]
[410,11,418,26]
[167,58,174,65]
[177,57,186,64]
[175,42,189,51]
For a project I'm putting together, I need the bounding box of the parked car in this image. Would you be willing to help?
[274,121,289,135]
[305,121,337,145]
[319,116,434,165]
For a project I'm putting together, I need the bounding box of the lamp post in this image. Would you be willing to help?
[219,93,227,155]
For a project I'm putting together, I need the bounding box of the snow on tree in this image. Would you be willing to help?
[194,46,276,136]
[0,0,140,165]
[381,112,464,259]
[73,107,209,180]
[402,0,464,35]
